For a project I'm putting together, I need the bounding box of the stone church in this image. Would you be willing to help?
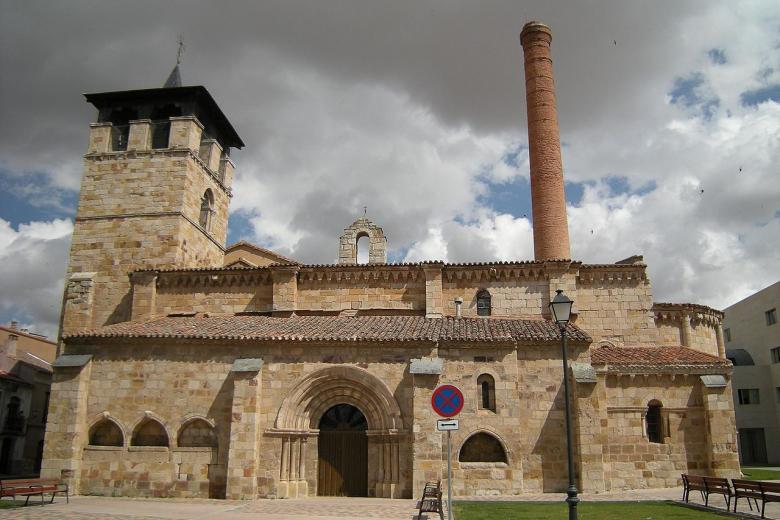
[41,22,740,500]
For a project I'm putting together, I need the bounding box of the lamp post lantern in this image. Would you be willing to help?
[549,289,579,520]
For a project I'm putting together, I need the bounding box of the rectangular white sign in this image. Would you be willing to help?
[437,419,459,431]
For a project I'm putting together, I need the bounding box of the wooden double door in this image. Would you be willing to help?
[317,404,368,497]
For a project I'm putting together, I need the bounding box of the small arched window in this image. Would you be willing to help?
[131,418,169,447]
[646,400,664,444]
[476,289,491,316]
[459,432,507,463]
[477,374,496,412]
[89,418,124,447]
[199,189,214,232]
[177,419,217,448]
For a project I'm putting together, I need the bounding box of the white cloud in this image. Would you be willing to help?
[0,218,73,339]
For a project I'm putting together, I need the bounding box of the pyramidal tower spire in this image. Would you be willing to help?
[163,35,185,88]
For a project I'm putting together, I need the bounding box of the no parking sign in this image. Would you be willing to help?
[431,384,463,520]
[431,384,464,418]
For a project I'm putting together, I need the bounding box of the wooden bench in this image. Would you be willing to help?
[681,474,733,509]
[418,480,444,520]
[0,478,69,506]
[732,479,780,518]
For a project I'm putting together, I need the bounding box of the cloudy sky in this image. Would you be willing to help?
[1,1,779,338]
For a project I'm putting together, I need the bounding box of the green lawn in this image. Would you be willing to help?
[741,466,780,480]
[453,501,733,520]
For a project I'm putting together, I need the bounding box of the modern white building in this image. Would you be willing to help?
[724,281,780,465]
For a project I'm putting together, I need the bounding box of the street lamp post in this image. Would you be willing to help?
[549,289,579,520]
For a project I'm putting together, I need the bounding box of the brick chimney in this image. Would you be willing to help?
[520,22,571,261]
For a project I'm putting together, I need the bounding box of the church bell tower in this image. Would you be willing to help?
[60,71,244,336]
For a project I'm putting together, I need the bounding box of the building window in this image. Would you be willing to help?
[724,328,731,342]
[199,189,214,232]
[477,374,496,412]
[738,388,760,405]
[776,387,780,403]
[476,289,491,317]
[459,432,508,463]
[646,400,664,444]
[771,347,780,364]
[767,308,777,326]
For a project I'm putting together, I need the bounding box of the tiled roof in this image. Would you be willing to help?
[64,315,591,344]
[652,302,724,317]
[133,259,581,273]
[224,240,300,265]
[591,344,729,369]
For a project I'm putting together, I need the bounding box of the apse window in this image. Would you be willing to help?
[738,388,760,405]
[766,308,777,326]
[646,400,664,444]
[476,289,491,316]
[771,347,780,364]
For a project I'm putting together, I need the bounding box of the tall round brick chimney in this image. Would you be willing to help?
[520,22,571,261]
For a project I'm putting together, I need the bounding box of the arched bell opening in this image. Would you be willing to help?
[317,404,368,497]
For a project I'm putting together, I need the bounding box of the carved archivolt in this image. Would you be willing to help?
[274,365,404,432]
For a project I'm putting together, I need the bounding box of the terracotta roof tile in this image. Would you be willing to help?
[64,315,590,344]
[591,344,729,369]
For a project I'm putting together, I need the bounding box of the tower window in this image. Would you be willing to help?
[646,400,664,443]
[199,189,214,232]
[108,107,137,151]
[150,104,181,149]
[476,289,491,316]
[477,373,496,412]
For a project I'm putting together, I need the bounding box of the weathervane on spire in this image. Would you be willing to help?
[176,34,185,65]
[163,35,184,88]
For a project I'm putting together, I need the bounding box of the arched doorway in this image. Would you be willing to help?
[317,404,368,497]
[273,365,406,498]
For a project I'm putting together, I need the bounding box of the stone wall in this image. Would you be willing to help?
[46,337,738,500]
[297,270,425,313]
[601,374,710,490]
[441,277,548,318]
[155,274,273,316]
[575,268,656,345]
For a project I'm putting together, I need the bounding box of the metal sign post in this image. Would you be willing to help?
[447,429,453,520]
[432,386,464,520]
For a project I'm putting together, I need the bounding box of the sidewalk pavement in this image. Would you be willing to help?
[0,486,776,519]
